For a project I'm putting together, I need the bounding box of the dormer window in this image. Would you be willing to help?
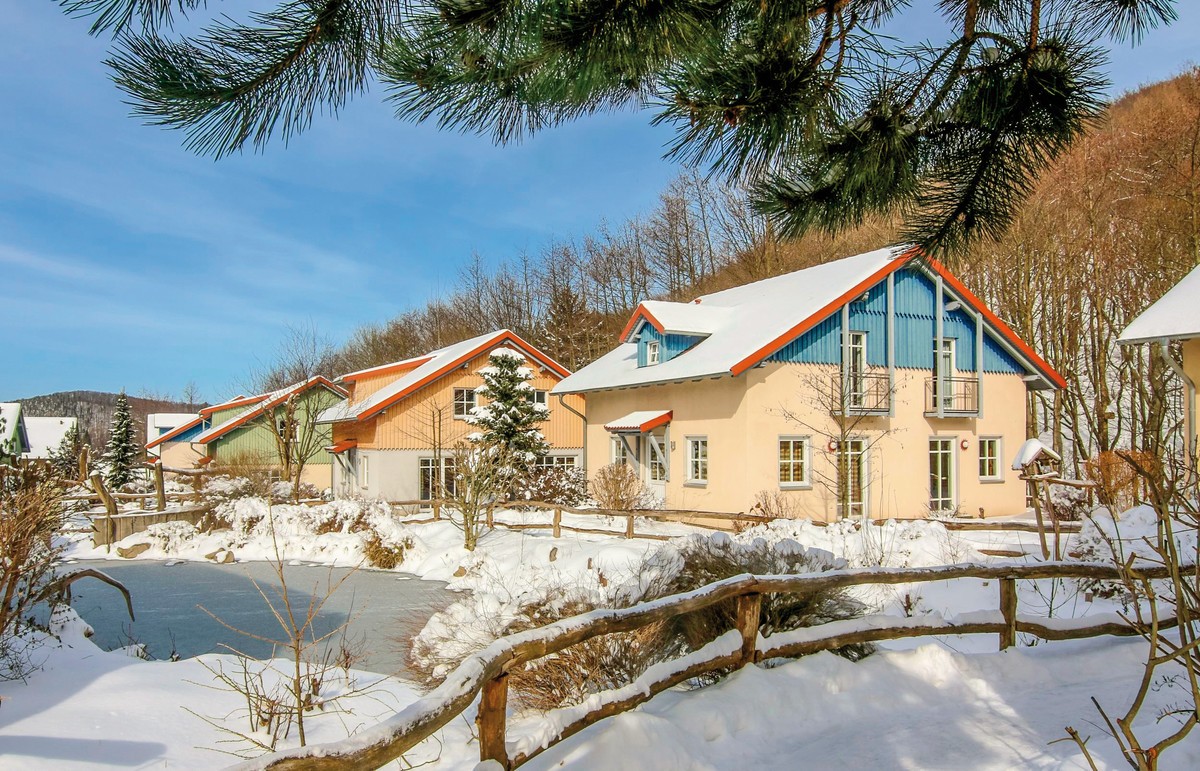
[646,341,661,365]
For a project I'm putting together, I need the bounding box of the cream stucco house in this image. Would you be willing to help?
[552,246,1066,520]
[1119,263,1200,449]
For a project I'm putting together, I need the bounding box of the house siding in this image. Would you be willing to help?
[638,326,702,367]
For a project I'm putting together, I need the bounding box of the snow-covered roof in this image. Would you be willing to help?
[556,246,1065,395]
[319,330,570,424]
[604,410,673,433]
[0,402,29,455]
[1011,438,1061,470]
[22,416,76,459]
[1119,264,1200,344]
[194,376,346,444]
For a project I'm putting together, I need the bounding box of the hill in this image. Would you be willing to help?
[14,391,205,450]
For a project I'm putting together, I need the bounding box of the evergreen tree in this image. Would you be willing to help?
[49,424,83,480]
[62,0,1177,252]
[466,348,550,461]
[103,391,138,488]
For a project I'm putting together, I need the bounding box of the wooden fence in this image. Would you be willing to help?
[385,498,1082,541]
[243,559,1165,771]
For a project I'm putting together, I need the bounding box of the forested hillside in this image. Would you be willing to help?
[285,71,1199,475]
[14,391,203,450]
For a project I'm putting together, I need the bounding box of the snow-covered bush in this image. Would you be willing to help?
[362,532,414,569]
[512,464,587,506]
[140,521,201,553]
[1049,483,1090,521]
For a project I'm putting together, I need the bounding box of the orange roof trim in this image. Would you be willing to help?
[357,331,571,422]
[145,415,204,449]
[200,394,267,417]
[328,439,358,454]
[198,377,348,445]
[619,304,665,343]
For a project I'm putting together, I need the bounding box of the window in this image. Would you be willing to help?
[535,455,577,469]
[979,437,1002,481]
[358,454,370,488]
[646,341,660,366]
[527,389,549,414]
[778,437,811,487]
[453,388,476,419]
[612,436,631,466]
[847,332,867,407]
[929,438,956,513]
[932,338,956,407]
[836,439,866,518]
[647,431,669,482]
[687,437,708,484]
[419,456,456,500]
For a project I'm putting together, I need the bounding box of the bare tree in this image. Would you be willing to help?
[255,385,344,501]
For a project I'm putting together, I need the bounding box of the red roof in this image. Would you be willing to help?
[327,439,358,454]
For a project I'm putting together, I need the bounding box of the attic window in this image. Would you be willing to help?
[646,341,661,366]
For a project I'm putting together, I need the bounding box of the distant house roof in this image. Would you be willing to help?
[194,377,346,445]
[0,403,30,457]
[22,416,77,460]
[145,415,205,450]
[318,329,571,424]
[1119,264,1200,344]
[555,246,1066,394]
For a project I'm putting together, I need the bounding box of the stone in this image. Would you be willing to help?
[452,566,467,578]
[205,549,235,564]
[548,547,558,562]
[117,542,151,559]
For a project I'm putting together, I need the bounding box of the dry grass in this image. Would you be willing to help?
[362,533,413,570]
[589,463,652,510]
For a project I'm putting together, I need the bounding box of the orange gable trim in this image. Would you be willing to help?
[145,415,204,449]
[199,377,348,445]
[341,356,434,384]
[328,439,358,454]
[357,331,572,422]
[619,304,665,343]
[200,394,267,417]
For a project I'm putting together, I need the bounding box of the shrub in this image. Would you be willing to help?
[751,489,803,520]
[1049,484,1090,522]
[590,463,654,510]
[637,534,873,678]
[362,533,413,570]
[513,465,587,506]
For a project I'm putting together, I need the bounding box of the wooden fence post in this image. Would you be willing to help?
[553,506,562,538]
[625,513,635,539]
[999,577,1018,651]
[90,471,118,554]
[478,673,509,768]
[735,592,762,667]
[77,446,89,485]
[154,461,166,512]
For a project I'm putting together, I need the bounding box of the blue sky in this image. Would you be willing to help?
[2,2,1196,403]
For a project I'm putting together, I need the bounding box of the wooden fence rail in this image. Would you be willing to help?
[241,560,1175,771]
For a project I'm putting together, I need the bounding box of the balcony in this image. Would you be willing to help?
[924,377,979,416]
[831,371,891,416]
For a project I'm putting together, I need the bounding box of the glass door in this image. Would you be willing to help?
[929,438,955,513]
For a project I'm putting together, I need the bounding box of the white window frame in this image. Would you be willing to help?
[358,454,369,489]
[611,436,631,466]
[646,430,669,482]
[929,437,957,513]
[778,436,811,489]
[978,436,1003,482]
[686,436,708,485]
[535,454,577,469]
[452,387,476,419]
[646,340,661,366]
[835,438,868,518]
[419,456,456,501]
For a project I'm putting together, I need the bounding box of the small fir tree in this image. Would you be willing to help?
[49,424,83,480]
[103,392,138,488]
[466,348,549,462]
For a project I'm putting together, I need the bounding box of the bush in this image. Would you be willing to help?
[751,489,803,520]
[590,463,654,510]
[362,533,413,570]
[513,465,587,506]
[410,532,871,711]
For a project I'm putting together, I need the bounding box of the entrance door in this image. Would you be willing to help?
[929,438,956,514]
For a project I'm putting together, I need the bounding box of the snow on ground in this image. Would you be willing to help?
[18,498,1192,769]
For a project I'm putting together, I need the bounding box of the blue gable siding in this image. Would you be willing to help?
[764,266,1028,376]
[983,335,1024,374]
[637,324,702,367]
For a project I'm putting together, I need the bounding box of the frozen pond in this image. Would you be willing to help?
[65,560,454,676]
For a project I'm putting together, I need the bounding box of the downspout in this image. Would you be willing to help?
[936,275,945,419]
[1159,340,1196,458]
[886,272,896,417]
[557,393,588,467]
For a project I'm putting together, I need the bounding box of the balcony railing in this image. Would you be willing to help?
[831,371,891,415]
[925,376,980,415]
